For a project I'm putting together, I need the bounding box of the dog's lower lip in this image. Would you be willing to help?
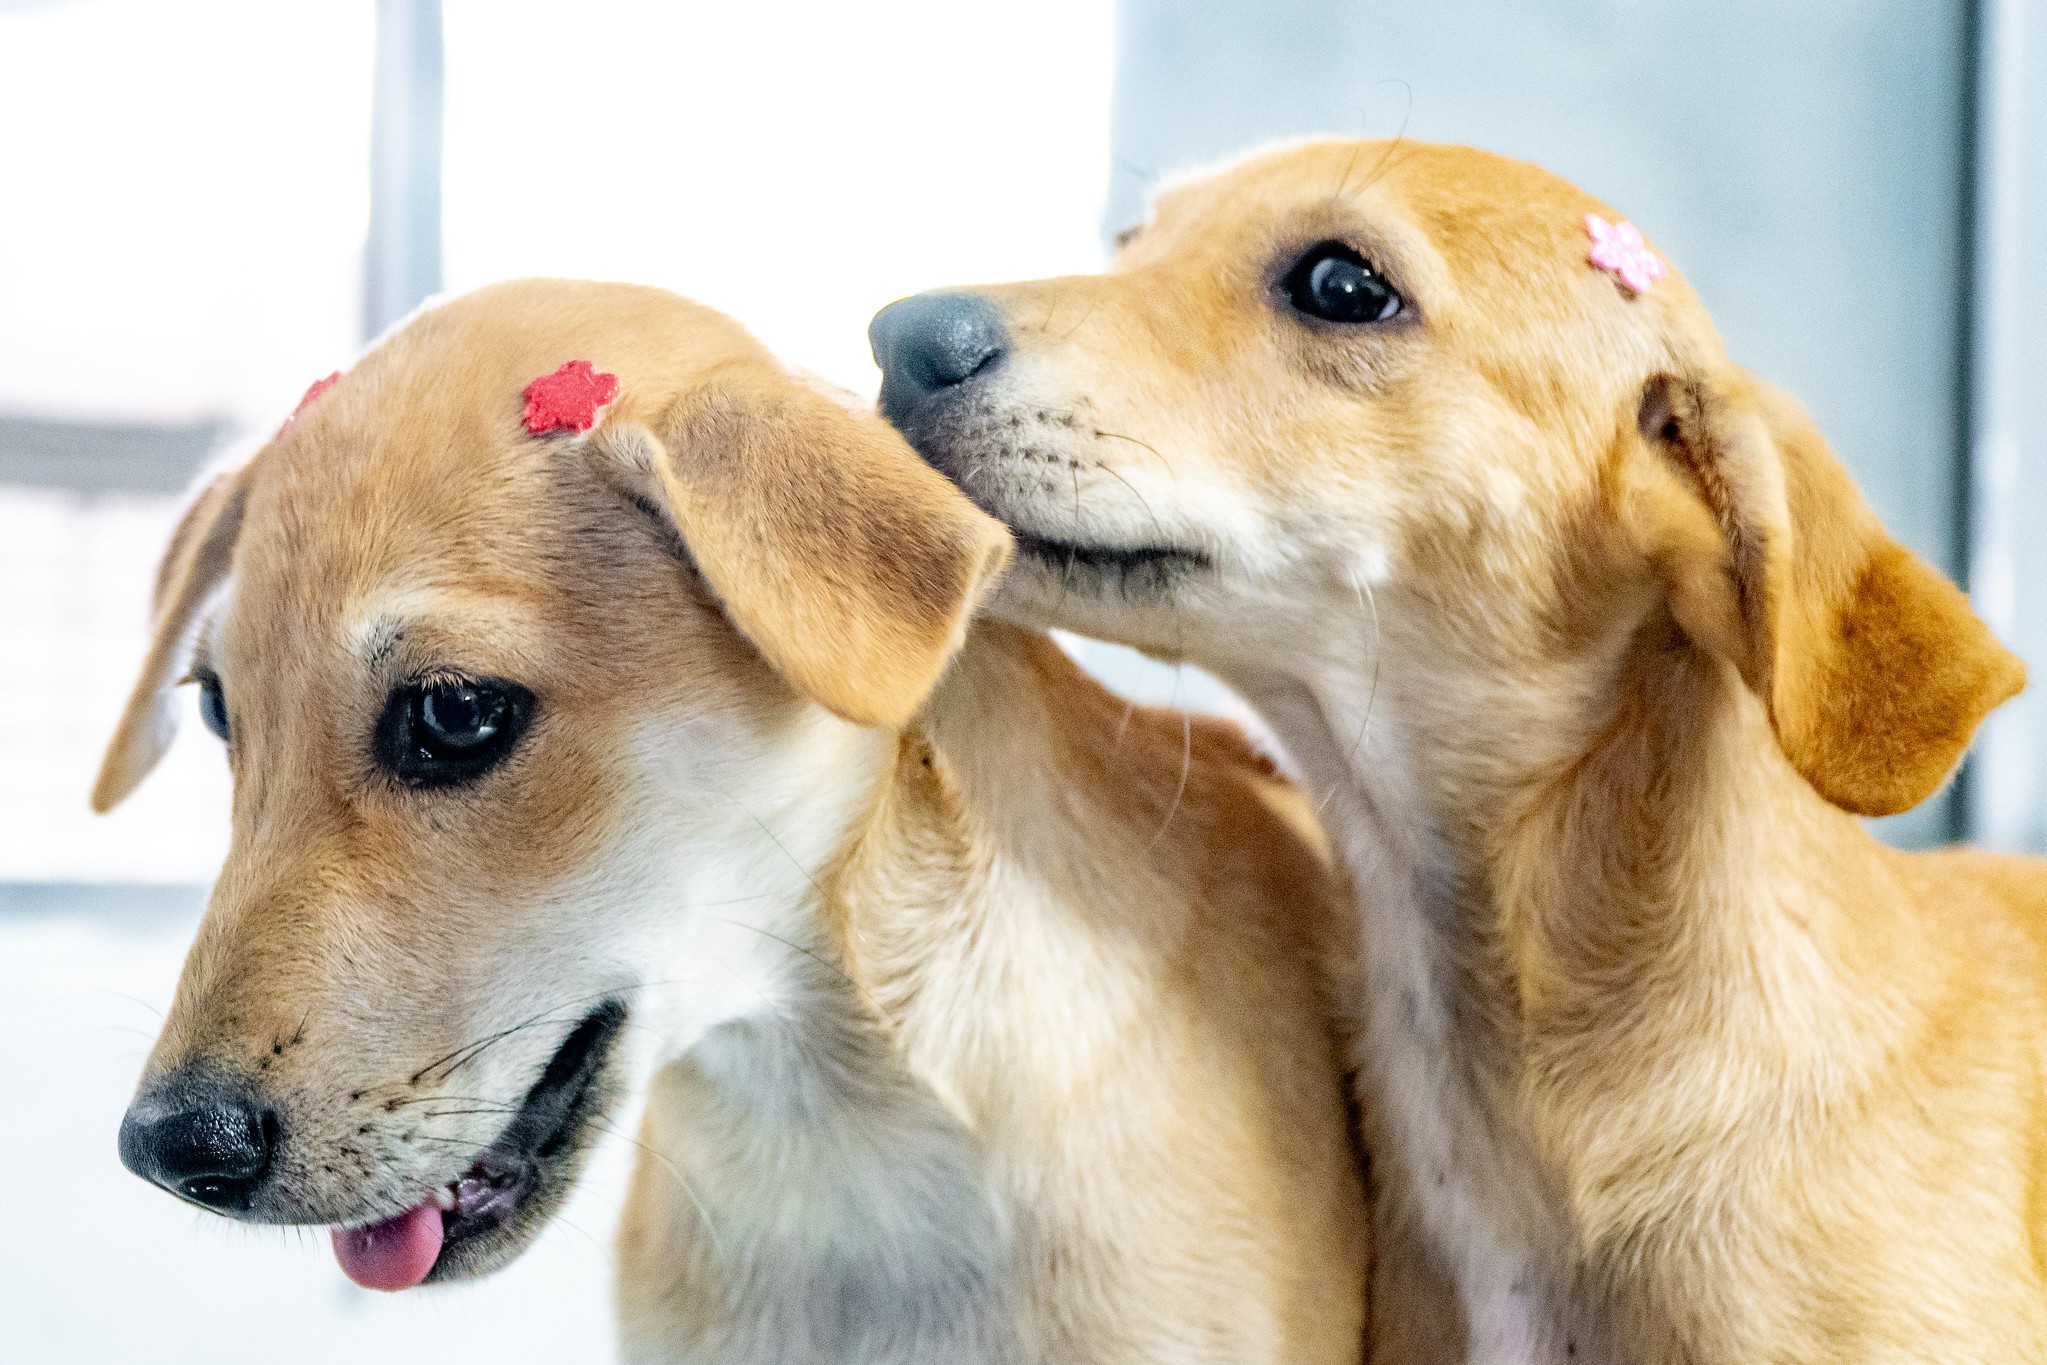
[1014,530,1209,574]
[339,999,625,1287]
[438,999,624,1245]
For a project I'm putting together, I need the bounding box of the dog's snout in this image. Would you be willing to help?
[119,1068,277,1212]
[870,292,1008,427]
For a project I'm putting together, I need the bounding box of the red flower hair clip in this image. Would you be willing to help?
[522,360,620,435]
[276,370,342,436]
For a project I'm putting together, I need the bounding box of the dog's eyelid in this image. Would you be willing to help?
[1270,220,1416,293]
[1272,235,1414,331]
[406,665,475,687]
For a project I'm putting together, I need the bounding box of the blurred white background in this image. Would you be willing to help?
[0,0,1126,890]
[0,1,1128,1358]
[5,0,2043,1359]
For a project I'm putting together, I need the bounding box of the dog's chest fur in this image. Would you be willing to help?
[618,993,1023,1365]
[1248,674,1616,1365]
[616,628,1354,1364]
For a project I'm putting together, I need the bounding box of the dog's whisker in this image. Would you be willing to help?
[676,776,834,916]
[586,1115,727,1261]
[1143,686,1193,857]
[710,918,869,1013]
[1318,572,1383,819]
[1086,455,1198,845]
[412,979,667,1086]
[84,989,166,1020]
[1055,296,1101,344]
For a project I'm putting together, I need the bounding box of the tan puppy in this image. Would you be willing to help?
[95,280,1368,1362]
[872,139,2047,1363]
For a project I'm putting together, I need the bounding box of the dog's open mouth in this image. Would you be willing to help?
[331,1001,625,1291]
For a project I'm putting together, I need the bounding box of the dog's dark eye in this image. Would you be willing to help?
[1281,241,1401,325]
[375,678,533,788]
[196,674,230,742]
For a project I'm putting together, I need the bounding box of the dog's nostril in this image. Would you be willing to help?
[119,1067,277,1212]
[870,292,1009,426]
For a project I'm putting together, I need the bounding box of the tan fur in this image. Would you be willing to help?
[98,279,1366,1361]
[892,139,2047,1362]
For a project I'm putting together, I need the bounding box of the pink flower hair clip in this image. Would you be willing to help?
[1586,213,1668,295]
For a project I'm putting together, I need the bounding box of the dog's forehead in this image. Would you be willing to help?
[262,278,782,493]
[1138,139,1716,400]
[228,280,797,605]
[1146,140,1658,303]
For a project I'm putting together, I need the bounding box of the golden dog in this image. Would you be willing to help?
[873,139,2047,1362]
[96,280,1368,1362]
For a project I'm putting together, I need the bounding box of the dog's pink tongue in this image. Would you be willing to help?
[332,1202,444,1291]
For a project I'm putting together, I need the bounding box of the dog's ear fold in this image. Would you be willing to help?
[91,467,249,813]
[1632,369,2024,816]
[596,380,1012,729]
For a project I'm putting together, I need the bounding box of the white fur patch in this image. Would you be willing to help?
[1236,668,1586,1365]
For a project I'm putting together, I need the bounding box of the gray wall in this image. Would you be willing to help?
[1973,0,2047,851]
[1110,0,2028,849]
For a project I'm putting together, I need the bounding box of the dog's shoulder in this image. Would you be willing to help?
[1906,845,2047,943]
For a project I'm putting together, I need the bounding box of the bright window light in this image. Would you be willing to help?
[442,0,1116,393]
[0,0,372,426]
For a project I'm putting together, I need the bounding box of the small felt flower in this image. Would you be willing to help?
[276,371,341,437]
[1586,213,1668,295]
[522,360,620,435]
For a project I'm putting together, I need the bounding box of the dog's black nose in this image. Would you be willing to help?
[119,1069,276,1212]
[870,292,1008,427]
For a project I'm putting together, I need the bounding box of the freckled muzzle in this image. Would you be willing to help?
[870,292,1211,598]
[334,999,630,1290]
[118,1001,628,1293]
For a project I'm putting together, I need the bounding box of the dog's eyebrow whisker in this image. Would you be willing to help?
[1329,143,1368,203]
[1328,85,1416,206]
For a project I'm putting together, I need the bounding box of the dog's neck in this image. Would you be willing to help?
[1239,590,1896,1025]
[621,622,1184,1362]
[1232,601,1911,1358]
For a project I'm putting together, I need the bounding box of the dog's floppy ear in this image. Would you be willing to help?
[1631,368,2024,816]
[91,466,249,812]
[597,378,1012,729]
